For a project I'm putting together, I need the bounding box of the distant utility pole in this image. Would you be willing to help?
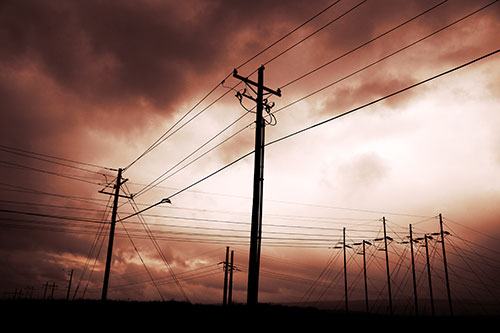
[66,269,73,301]
[343,227,348,313]
[424,234,435,317]
[439,213,453,316]
[233,66,281,305]
[228,250,234,305]
[223,246,230,306]
[382,217,393,315]
[221,247,236,306]
[409,224,419,316]
[362,240,371,313]
[100,168,131,301]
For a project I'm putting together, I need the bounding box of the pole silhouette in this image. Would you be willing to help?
[223,246,229,306]
[409,225,419,316]
[382,217,393,315]
[362,240,370,313]
[424,234,435,316]
[101,168,130,301]
[228,250,234,305]
[439,213,453,316]
[233,66,281,305]
[343,227,348,313]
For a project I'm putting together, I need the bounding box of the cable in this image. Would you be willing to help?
[122,0,345,171]
[128,49,498,215]
[273,0,500,116]
[0,160,103,186]
[279,0,449,89]
[266,48,500,146]
[235,0,341,70]
[132,111,251,198]
[262,0,368,67]
[0,144,115,172]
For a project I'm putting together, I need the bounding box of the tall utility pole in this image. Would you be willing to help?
[424,234,435,316]
[100,168,130,301]
[409,225,419,316]
[343,227,348,313]
[439,213,453,316]
[233,66,281,305]
[382,217,393,315]
[223,246,230,306]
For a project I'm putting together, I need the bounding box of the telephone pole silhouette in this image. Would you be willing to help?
[233,66,281,305]
[99,168,131,301]
[382,217,393,315]
[439,214,453,316]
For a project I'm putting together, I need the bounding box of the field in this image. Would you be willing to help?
[1,299,497,330]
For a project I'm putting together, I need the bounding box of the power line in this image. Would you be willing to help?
[128,49,498,216]
[132,111,251,198]
[122,0,347,172]
[279,0,449,89]
[235,0,341,70]
[0,144,115,173]
[273,0,499,114]
[0,160,103,186]
[266,48,500,147]
[262,0,368,67]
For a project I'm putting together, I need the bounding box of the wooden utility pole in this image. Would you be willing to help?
[362,240,370,313]
[223,246,230,306]
[228,250,234,305]
[382,217,393,315]
[101,168,130,301]
[233,66,281,305]
[424,234,435,316]
[343,227,348,313]
[439,213,453,316]
[409,225,419,316]
[66,269,73,301]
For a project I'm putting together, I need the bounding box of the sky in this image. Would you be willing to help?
[1,0,499,314]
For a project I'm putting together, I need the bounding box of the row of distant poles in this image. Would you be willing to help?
[335,215,453,316]
[98,66,280,305]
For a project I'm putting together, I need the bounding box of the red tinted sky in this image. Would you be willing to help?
[1,0,499,313]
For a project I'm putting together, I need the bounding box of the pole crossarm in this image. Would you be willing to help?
[233,68,282,97]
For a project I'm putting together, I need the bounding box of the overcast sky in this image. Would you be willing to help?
[1,0,499,312]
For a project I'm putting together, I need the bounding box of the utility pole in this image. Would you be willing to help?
[409,225,419,316]
[439,213,453,316]
[100,168,130,301]
[50,283,57,299]
[228,250,234,305]
[343,227,348,313]
[362,240,371,313]
[66,269,73,301]
[382,217,393,315]
[43,282,49,300]
[233,66,281,305]
[223,246,230,306]
[424,234,435,316]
